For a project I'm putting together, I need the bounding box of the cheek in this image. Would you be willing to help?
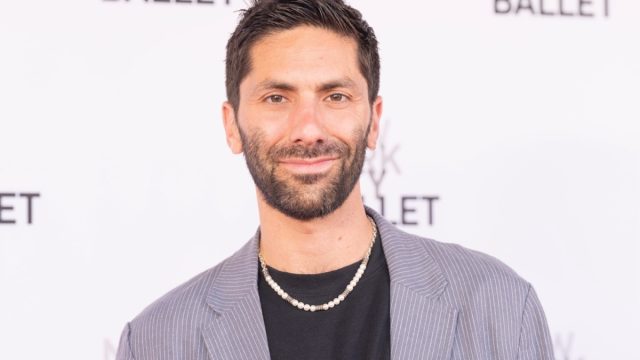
[245,107,290,135]
[322,106,371,139]
[240,111,289,150]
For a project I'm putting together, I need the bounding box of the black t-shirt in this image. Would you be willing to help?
[258,231,390,360]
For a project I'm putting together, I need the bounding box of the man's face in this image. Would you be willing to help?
[224,26,381,220]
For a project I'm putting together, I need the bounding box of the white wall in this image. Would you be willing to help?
[1,1,638,359]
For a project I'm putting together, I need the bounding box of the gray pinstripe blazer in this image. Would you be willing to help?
[116,208,554,359]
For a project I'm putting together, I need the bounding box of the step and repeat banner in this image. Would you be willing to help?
[1,0,638,359]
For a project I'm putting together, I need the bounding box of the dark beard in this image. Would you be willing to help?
[239,126,369,220]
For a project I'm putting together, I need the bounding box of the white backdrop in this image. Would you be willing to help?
[1,1,639,359]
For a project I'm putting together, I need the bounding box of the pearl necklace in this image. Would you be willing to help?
[258,216,378,312]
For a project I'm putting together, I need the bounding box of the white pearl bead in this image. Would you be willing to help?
[258,216,377,313]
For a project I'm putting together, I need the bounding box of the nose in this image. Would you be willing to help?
[287,98,328,146]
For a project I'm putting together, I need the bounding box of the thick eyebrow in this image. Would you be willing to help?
[317,77,358,92]
[253,77,358,95]
[254,80,297,94]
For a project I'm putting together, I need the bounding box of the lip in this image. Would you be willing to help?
[278,157,338,174]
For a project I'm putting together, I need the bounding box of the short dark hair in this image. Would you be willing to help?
[225,0,380,111]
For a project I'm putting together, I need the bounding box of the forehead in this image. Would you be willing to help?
[243,26,363,89]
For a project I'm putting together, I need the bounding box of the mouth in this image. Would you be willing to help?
[278,156,339,175]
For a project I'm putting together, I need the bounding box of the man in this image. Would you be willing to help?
[116,0,555,359]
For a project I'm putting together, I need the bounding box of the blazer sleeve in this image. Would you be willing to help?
[517,285,555,360]
[116,322,136,360]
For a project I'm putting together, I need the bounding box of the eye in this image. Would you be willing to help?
[327,93,348,102]
[266,94,286,104]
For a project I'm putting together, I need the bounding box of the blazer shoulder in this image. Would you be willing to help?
[129,234,259,325]
[127,259,222,333]
[414,235,531,301]
[124,247,241,349]
[409,236,554,358]
[119,236,260,358]
[136,263,221,320]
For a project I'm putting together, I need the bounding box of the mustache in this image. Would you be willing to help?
[269,142,349,160]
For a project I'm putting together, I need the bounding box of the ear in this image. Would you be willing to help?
[367,96,383,150]
[222,101,243,154]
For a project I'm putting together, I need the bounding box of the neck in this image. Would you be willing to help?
[257,183,373,274]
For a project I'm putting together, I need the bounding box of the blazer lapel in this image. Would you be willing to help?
[369,208,459,360]
[202,233,271,360]
[200,208,458,360]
